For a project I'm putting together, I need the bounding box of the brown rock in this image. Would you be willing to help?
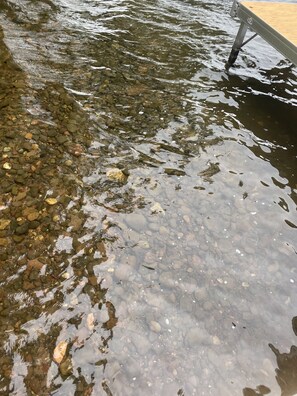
[27,259,44,271]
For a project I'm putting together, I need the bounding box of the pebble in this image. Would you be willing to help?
[3,162,11,170]
[212,336,221,345]
[150,202,165,214]
[53,341,68,364]
[0,219,10,230]
[106,168,127,183]
[87,313,95,330]
[125,213,147,232]
[150,320,162,333]
[59,356,73,377]
[132,333,151,355]
[114,264,133,281]
[186,327,210,347]
[45,197,58,205]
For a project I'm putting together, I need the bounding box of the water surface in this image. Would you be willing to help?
[0,0,297,395]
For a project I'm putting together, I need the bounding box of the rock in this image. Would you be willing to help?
[87,313,95,331]
[0,219,10,230]
[150,321,161,333]
[106,168,127,183]
[132,333,151,355]
[15,223,29,235]
[53,340,68,364]
[212,336,221,345]
[45,197,58,205]
[59,356,73,377]
[125,213,147,232]
[3,162,11,170]
[138,240,150,249]
[56,135,68,145]
[150,202,165,215]
[186,327,210,347]
[0,238,9,246]
[27,259,44,271]
[27,211,39,221]
[114,264,132,281]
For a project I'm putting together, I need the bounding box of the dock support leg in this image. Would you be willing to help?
[226,22,248,70]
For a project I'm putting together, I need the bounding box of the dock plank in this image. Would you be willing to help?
[241,2,297,47]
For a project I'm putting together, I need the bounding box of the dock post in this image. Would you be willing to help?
[226,22,248,69]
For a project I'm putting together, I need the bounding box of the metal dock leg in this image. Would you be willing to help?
[226,22,248,70]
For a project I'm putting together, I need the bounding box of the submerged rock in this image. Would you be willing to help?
[106,168,127,183]
[45,197,58,205]
[0,219,10,230]
[53,340,68,364]
[59,356,73,377]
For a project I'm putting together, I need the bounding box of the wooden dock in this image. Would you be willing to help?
[226,1,297,69]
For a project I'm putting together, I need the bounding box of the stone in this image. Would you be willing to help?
[150,202,165,215]
[106,168,127,183]
[87,313,95,331]
[27,259,44,271]
[59,356,73,377]
[3,162,11,170]
[114,264,132,281]
[150,321,161,333]
[53,340,68,364]
[0,219,10,230]
[15,223,29,235]
[212,336,221,345]
[132,333,151,355]
[45,197,58,205]
[0,238,9,246]
[125,213,147,232]
[186,327,210,347]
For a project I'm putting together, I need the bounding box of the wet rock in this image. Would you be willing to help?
[53,340,68,364]
[27,259,44,271]
[138,240,150,249]
[59,356,73,377]
[150,202,165,215]
[212,336,221,345]
[150,320,161,333]
[0,238,9,246]
[115,263,133,281]
[0,219,10,230]
[45,197,58,205]
[132,333,151,355]
[106,168,127,183]
[125,213,147,232]
[15,223,29,235]
[87,313,95,330]
[2,162,11,170]
[186,327,210,347]
[56,135,69,145]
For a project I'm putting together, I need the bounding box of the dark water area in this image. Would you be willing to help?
[0,0,297,395]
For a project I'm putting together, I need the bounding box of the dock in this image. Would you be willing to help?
[226,1,297,69]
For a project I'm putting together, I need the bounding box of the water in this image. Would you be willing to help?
[0,0,297,395]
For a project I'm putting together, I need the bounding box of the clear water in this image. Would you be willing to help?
[0,0,297,395]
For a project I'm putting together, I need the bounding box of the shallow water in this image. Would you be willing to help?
[0,0,297,395]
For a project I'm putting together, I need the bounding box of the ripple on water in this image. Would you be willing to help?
[0,0,297,394]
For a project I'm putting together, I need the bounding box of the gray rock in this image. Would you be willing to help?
[186,327,211,347]
[115,264,133,281]
[125,213,147,232]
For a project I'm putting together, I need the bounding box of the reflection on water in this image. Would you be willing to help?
[243,316,297,396]
[0,0,297,394]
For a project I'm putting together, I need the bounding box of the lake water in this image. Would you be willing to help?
[0,0,297,395]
